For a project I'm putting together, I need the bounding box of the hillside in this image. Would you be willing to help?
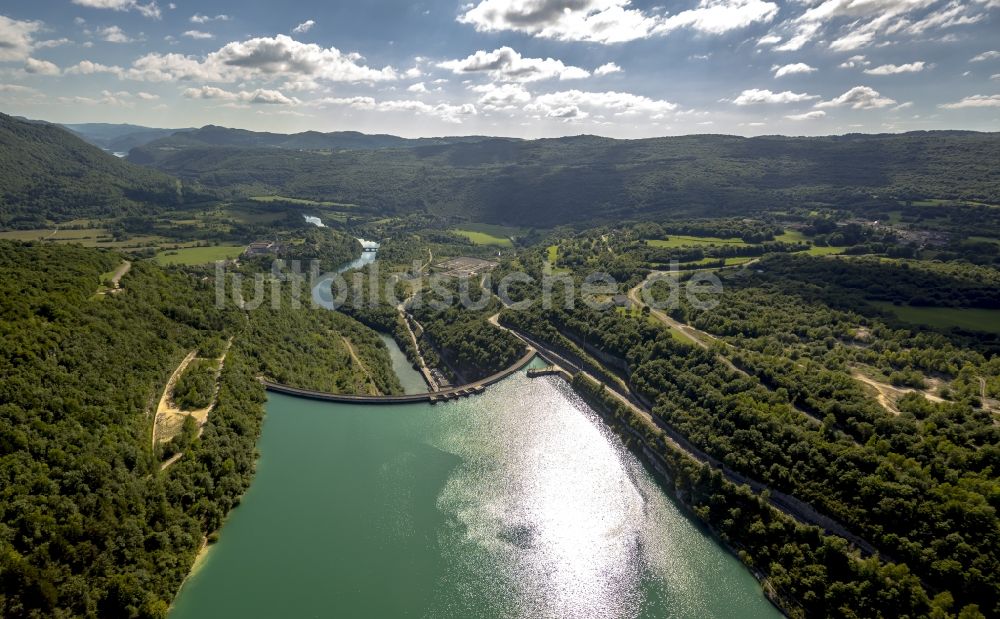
[0,114,185,228]
[62,123,189,154]
[129,125,490,154]
[129,129,1000,227]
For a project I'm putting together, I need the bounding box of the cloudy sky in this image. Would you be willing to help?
[1,0,999,138]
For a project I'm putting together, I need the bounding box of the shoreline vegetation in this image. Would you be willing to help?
[2,112,999,618]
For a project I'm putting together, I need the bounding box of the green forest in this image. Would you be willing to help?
[0,238,404,617]
[1,114,999,618]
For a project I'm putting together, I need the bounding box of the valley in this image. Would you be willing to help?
[0,114,997,619]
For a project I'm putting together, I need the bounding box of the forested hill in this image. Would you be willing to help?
[61,123,188,154]
[0,114,185,228]
[128,129,1000,227]
[129,124,489,154]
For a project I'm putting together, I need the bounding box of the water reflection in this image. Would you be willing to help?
[428,375,779,619]
[170,342,780,619]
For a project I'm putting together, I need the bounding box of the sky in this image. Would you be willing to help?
[0,0,999,138]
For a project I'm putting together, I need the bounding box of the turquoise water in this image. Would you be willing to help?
[170,365,781,618]
[380,333,428,394]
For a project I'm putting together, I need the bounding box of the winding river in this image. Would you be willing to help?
[170,245,781,618]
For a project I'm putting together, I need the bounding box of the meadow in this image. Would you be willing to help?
[452,228,514,247]
[153,245,245,265]
[874,302,1000,334]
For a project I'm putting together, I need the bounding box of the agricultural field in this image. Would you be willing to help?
[453,228,513,247]
[774,229,808,243]
[677,256,755,269]
[804,245,847,256]
[153,245,245,265]
[874,302,1000,334]
[250,195,357,208]
[967,235,1000,245]
[0,227,172,249]
[222,206,287,224]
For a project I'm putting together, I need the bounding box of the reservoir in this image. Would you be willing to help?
[170,359,781,618]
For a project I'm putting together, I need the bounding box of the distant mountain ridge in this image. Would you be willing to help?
[130,125,492,156]
[0,113,185,228]
[128,125,1000,227]
[62,123,191,154]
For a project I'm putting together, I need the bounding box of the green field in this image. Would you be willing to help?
[0,227,171,249]
[153,245,245,265]
[804,245,847,256]
[458,223,527,237]
[774,229,808,243]
[885,210,904,225]
[874,302,1000,334]
[676,256,754,269]
[250,195,357,208]
[223,207,287,224]
[452,229,513,247]
[646,235,749,248]
[967,235,1000,245]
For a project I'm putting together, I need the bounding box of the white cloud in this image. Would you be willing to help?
[901,1,987,35]
[457,0,777,44]
[779,0,991,54]
[190,13,230,23]
[471,82,531,110]
[773,62,815,78]
[126,34,397,83]
[182,30,214,40]
[839,55,870,69]
[970,50,1000,62]
[183,85,301,105]
[756,33,782,46]
[0,15,42,62]
[315,96,477,123]
[0,83,38,94]
[57,89,147,107]
[732,88,818,105]
[594,62,622,76]
[939,94,1000,109]
[786,110,826,120]
[71,0,161,19]
[407,81,428,93]
[864,61,926,75]
[136,91,159,100]
[66,60,125,77]
[439,47,590,82]
[655,0,779,36]
[98,25,133,43]
[293,20,315,34]
[24,57,60,75]
[66,60,125,76]
[816,86,896,109]
[36,38,72,49]
[525,89,678,120]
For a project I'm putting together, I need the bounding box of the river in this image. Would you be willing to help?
[170,355,780,618]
